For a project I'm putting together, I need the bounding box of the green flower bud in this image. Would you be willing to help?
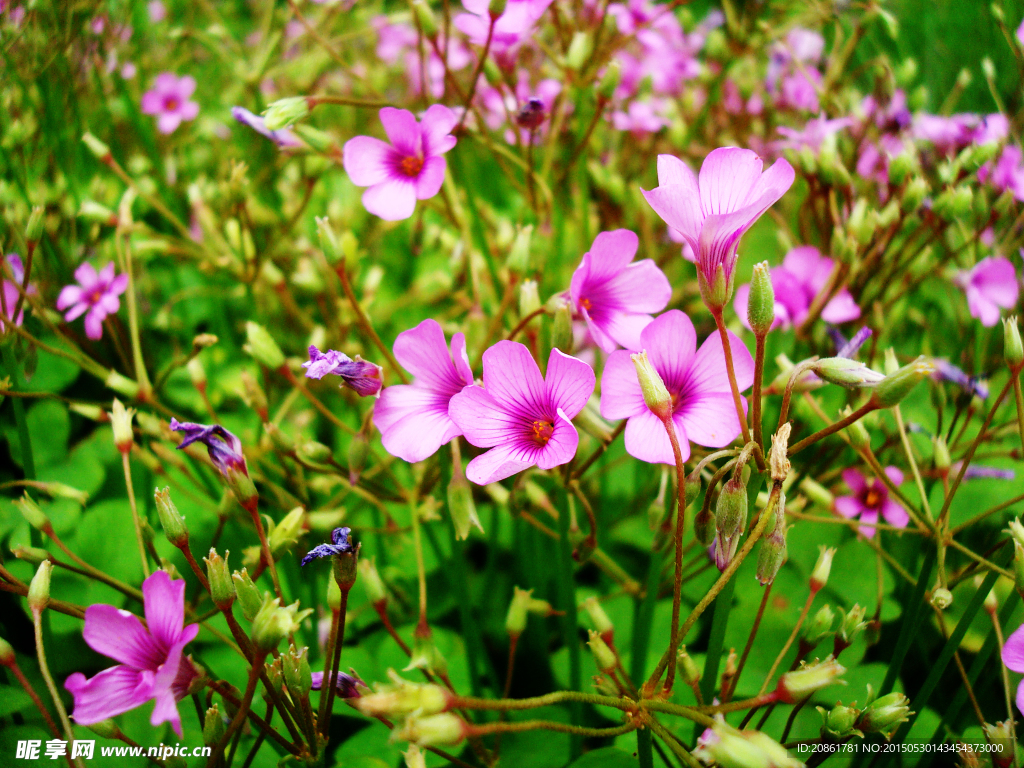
[15,494,49,532]
[888,152,915,186]
[811,546,835,593]
[28,560,52,613]
[448,465,483,540]
[204,549,235,610]
[901,177,929,212]
[858,690,912,735]
[598,60,621,101]
[693,721,801,768]
[85,719,122,739]
[244,322,285,370]
[698,262,731,314]
[982,720,1014,759]
[411,0,439,37]
[264,422,296,454]
[203,704,225,746]
[109,398,135,452]
[932,435,951,471]
[872,356,934,407]
[505,586,555,636]
[581,597,614,641]
[551,300,573,354]
[812,358,885,389]
[297,440,332,466]
[0,635,15,666]
[1005,317,1023,369]
[14,546,51,565]
[405,631,448,676]
[819,703,863,739]
[293,124,335,153]
[251,598,313,653]
[677,646,701,686]
[803,605,835,648]
[82,132,112,161]
[354,671,453,719]
[26,206,44,242]
[507,225,533,273]
[263,97,310,131]
[693,504,716,546]
[747,261,775,336]
[776,655,846,703]
[631,350,672,421]
[756,491,787,586]
[565,32,593,71]
[684,470,702,509]
[155,487,188,548]
[283,645,312,698]
[587,629,617,673]
[835,605,868,651]
[187,357,206,389]
[268,507,305,556]
[930,587,953,610]
[391,713,467,747]
[232,568,264,621]
[716,476,748,542]
[518,279,541,318]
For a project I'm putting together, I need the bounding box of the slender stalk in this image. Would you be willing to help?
[32,609,82,767]
[752,333,767,452]
[318,607,341,725]
[121,451,150,578]
[454,18,495,132]
[119,236,152,396]
[321,586,350,737]
[208,655,265,768]
[1013,374,1024,457]
[334,261,408,384]
[757,588,817,697]
[724,583,773,701]
[662,417,688,694]
[892,405,933,521]
[467,720,637,739]
[243,498,284,601]
[5,657,61,738]
[712,311,751,445]
[788,402,876,455]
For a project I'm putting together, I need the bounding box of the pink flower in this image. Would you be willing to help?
[454,0,553,56]
[56,262,128,340]
[611,99,670,134]
[2,254,36,331]
[448,342,595,484]
[833,467,907,538]
[954,257,1019,327]
[1001,623,1024,715]
[568,229,671,353]
[979,145,1024,201]
[65,571,200,737]
[775,115,853,154]
[343,105,458,221]
[599,310,754,465]
[148,1,166,22]
[141,73,199,134]
[732,246,860,331]
[374,319,474,463]
[641,148,795,309]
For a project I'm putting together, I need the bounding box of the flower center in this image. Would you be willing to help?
[164,97,180,112]
[88,289,104,304]
[529,420,554,447]
[579,297,592,310]
[400,155,424,177]
[863,488,881,508]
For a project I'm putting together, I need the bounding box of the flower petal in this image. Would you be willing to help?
[480,340,548,414]
[841,468,867,495]
[449,385,516,448]
[84,309,105,340]
[623,408,682,465]
[414,156,447,200]
[602,311,654,352]
[535,408,579,470]
[74,262,98,288]
[344,136,399,187]
[599,350,647,421]
[378,107,422,157]
[884,466,904,487]
[544,349,595,420]
[604,258,672,314]
[143,570,187,648]
[465,444,537,485]
[833,495,865,519]
[1003,624,1024,673]
[65,666,153,725]
[880,498,909,529]
[393,318,467,392]
[420,103,458,156]
[683,327,753,396]
[362,178,418,221]
[639,310,697,392]
[677,391,746,448]
[697,147,765,216]
[82,605,164,670]
[375,385,462,462]
[576,230,639,287]
[56,285,83,311]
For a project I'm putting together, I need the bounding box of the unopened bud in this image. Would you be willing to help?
[405,631,448,676]
[269,507,305,556]
[677,646,701,686]
[841,406,871,450]
[930,586,953,610]
[803,605,835,647]
[82,132,112,161]
[631,350,672,421]
[348,432,369,485]
[1005,317,1023,369]
[0,636,14,666]
[187,357,206,389]
[263,97,310,131]
[518,280,541,318]
[756,491,787,586]
[245,322,286,370]
[392,713,467,747]
[15,494,49,531]
[354,671,453,719]
[581,597,614,642]
[232,568,263,620]
[507,225,533,273]
[204,549,235,609]
[872,356,934,407]
[776,656,846,703]
[551,301,573,354]
[747,262,775,336]
[283,645,312,698]
[812,358,885,389]
[587,629,617,673]
[155,487,188,547]
[901,177,929,212]
[85,719,122,739]
[110,398,135,452]
[251,599,313,652]
[858,690,912,735]
[448,465,483,540]
[811,546,835,593]
[835,605,868,651]
[716,476,748,541]
[598,60,621,101]
[820,703,862,739]
[203,704,225,746]
[565,32,593,70]
[932,435,951,471]
[28,560,52,613]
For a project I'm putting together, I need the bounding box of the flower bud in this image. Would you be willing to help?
[154,487,188,548]
[756,492,787,586]
[263,97,310,131]
[858,690,911,735]
[14,546,51,565]
[872,356,934,407]
[26,206,44,243]
[932,435,951,472]
[694,504,716,547]
[232,568,264,620]
[204,550,235,610]
[694,721,801,768]
[587,629,617,673]
[551,300,573,354]
[186,357,206,390]
[0,635,15,666]
[800,478,834,509]
[82,132,112,161]
[268,507,306,556]
[448,464,483,540]
[812,358,885,389]
[901,177,929,212]
[716,476,748,539]
[581,597,614,642]
[28,560,52,613]
[359,558,388,606]
[404,745,427,768]
[297,440,332,466]
[405,630,448,676]
[354,671,453,718]
[810,546,835,593]
[819,703,862,739]
[85,719,122,739]
[631,350,672,421]
[565,32,593,70]
[685,470,702,510]
[411,0,439,37]
[698,263,731,314]
[251,598,313,652]
[505,224,534,274]
[15,494,49,532]
[834,605,868,652]
[930,586,953,610]
[888,152,915,186]
[776,656,846,703]
[110,398,135,452]
[505,586,555,636]
[244,322,285,369]
[392,713,467,747]
[203,704,225,746]
[982,720,1014,762]
[1005,317,1024,370]
[747,261,775,336]
[283,645,312,698]
[677,646,701,686]
[517,281,541,321]
[803,605,835,648]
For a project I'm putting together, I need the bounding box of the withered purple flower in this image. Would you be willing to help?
[303,345,383,398]
[301,527,353,566]
[310,669,364,698]
[170,418,248,477]
[515,98,546,130]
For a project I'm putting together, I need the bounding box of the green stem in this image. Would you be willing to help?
[1,344,35,481]
[556,487,582,760]
[788,402,877,455]
[32,609,82,767]
[712,311,751,446]
[121,451,151,578]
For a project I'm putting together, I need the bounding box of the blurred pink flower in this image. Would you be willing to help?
[56,262,128,340]
[766,29,825,112]
[1,254,35,331]
[833,467,907,538]
[599,310,753,465]
[641,147,794,307]
[374,319,474,462]
[65,571,200,737]
[1002,623,1024,714]
[148,1,166,22]
[448,342,595,484]
[733,246,860,331]
[979,145,1024,201]
[343,105,457,221]
[454,0,553,57]
[568,229,671,352]
[611,99,669,134]
[775,115,852,153]
[141,73,199,134]
[954,256,1019,327]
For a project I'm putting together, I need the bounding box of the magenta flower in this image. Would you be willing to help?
[303,346,383,398]
[599,310,754,465]
[979,145,1024,201]
[775,115,852,154]
[141,73,199,134]
[65,571,200,737]
[732,246,861,331]
[56,262,128,340]
[448,342,595,485]
[2,254,36,331]
[833,467,907,538]
[343,105,457,221]
[454,0,553,56]
[1002,623,1024,714]
[954,257,1019,327]
[374,319,474,463]
[568,229,672,353]
[170,419,248,479]
[641,148,795,309]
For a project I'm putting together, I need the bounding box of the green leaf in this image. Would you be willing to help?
[568,747,639,767]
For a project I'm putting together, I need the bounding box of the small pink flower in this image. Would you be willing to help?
[454,0,553,57]
[343,105,458,221]
[374,319,474,463]
[448,342,595,484]
[141,73,199,134]
[954,256,1019,327]
[979,145,1024,201]
[775,115,852,154]
[148,1,166,22]
[641,148,794,308]
[732,246,860,331]
[568,229,671,353]
[56,262,128,340]
[65,571,200,737]
[1001,623,1024,715]
[833,467,907,538]
[2,254,36,331]
[599,310,754,465]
